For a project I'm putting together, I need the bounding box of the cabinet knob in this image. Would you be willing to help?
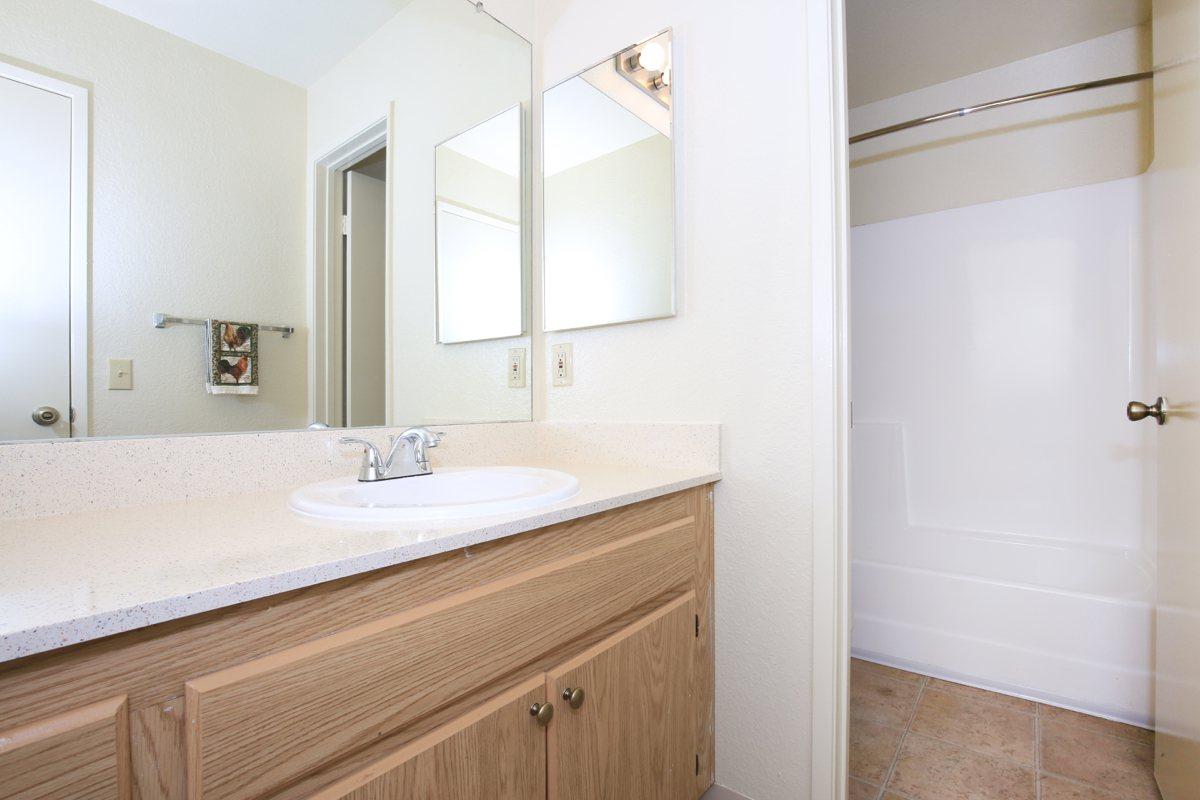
[562,687,585,709]
[530,701,555,726]
[1127,397,1167,425]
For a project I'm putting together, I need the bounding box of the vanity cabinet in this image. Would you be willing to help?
[0,485,715,800]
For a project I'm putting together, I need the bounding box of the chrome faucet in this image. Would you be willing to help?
[339,427,444,482]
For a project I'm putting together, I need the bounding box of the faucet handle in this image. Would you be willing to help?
[339,437,385,481]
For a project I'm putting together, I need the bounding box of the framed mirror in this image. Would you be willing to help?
[0,0,532,442]
[542,30,675,332]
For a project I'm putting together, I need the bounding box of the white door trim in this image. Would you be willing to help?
[807,0,851,797]
[310,116,390,427]
[0,60,90,437]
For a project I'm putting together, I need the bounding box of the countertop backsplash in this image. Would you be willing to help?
[0,422,720,520]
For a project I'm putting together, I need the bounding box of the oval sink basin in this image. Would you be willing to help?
[288,466,580,524]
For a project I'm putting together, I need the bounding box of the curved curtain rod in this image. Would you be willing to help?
[849,70,1153,145]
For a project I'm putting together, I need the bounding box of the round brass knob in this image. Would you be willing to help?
[530,701,554,726]
[562,687,585,709]
[1127,397,1166,425]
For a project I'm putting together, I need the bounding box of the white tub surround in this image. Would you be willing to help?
[0,422,719,662]
[850,176,1155,726]
[851,424,1154,727]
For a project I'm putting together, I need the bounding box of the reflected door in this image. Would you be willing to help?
[345,170,387,427]
[1149,0,1200,795]
[0,73,73,440]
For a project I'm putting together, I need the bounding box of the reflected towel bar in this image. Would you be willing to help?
[153,313,294,338]
[849,70,1153,145]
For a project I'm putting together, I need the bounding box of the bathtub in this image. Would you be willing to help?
[851,425,1155,727]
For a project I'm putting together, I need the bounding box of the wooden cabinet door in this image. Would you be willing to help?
[546,593,696,800]
[305,677,546,800]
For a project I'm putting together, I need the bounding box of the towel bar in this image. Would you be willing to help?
[153,313,294,338]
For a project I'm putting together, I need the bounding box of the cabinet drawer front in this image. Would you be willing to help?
[306,676,546,800]
[186,519,695,800]
[0,695,130,800]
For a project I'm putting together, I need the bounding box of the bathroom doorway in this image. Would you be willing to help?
[826,1,1199,798]
[342,148,387,427]
[311,118,391,428]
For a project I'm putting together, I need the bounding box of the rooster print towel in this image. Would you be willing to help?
[206,320,259,395]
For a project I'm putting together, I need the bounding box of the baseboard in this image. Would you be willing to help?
[701,785,753,800]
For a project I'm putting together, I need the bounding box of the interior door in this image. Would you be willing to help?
[0,73,73,440]
[1148,1,1200,796]
[344,170,387,427]
[309,677,546,799]
[545,593,695,800]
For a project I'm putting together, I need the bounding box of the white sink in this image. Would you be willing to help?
[288,466,580,524]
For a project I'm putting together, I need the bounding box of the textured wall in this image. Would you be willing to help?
[537,1,814,797]
[0,0,309,436]
[849,25,1152,225]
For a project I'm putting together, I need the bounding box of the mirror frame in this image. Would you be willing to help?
[540,28,677,334]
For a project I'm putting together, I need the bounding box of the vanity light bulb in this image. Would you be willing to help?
[637,41,667,72]
[653,69,672,90]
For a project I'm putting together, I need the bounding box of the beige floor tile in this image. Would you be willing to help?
[926,678,1035,714]
[909,688,1035,764]
[851,667,922,729]
[1039,704,1154,745]
[848,777,881,800]
[852,658,925,685]
[1041,720,1160,800]
[886,733,1035,800]
[850,720,905,783]
[1039,774,1139,800]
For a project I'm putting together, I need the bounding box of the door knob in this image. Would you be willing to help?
[31,406,61,426]
[1127,397,1166,425]
[530,701,554,727]
[562,687,585,709]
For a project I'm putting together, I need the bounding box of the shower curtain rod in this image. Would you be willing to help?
[849,70,1153,144]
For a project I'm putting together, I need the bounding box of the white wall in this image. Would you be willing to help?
[849,26,1152,225]
[537,1,813,797]
[1,0,309,436]
[852,177,1154,551]
[307,0,532,426]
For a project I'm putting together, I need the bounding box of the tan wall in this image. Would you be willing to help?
[0,0,309,436]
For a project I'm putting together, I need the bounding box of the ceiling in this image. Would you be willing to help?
[543,78,660,177]
[91,0,413,86]
[441,106,522,177]
[846,0,1152,107]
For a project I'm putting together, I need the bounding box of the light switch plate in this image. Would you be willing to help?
[552,343,573,387]
[108,358,133,390]
[507,347,526,388]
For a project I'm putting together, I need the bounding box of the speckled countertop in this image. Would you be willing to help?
[0,460,719,663]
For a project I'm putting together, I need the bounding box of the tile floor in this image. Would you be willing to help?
[848,658,1161,800]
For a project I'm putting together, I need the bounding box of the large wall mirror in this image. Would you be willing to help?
[0,0,532,442]
[543,31,675,332]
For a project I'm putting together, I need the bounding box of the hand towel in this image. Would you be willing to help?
[206,320,259,395]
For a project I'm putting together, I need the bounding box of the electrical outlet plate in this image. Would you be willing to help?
[507,348,527,388]
[552,343,573,387]
[108,358,133,390]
